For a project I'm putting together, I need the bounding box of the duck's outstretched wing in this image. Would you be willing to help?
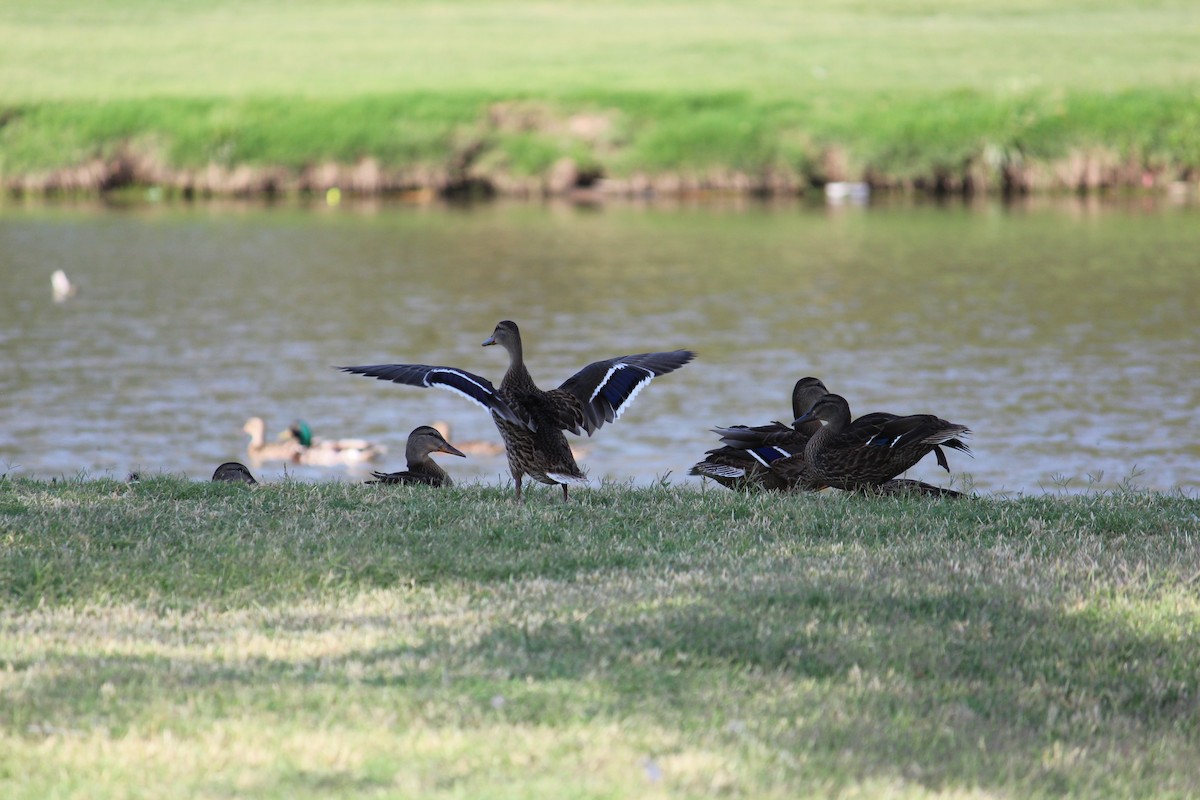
[338,364,532,429]
[555,350,696,436]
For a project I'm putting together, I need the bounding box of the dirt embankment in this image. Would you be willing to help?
[5,103,1196,199]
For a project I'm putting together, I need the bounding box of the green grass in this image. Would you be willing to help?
[2,476,1198,798]
[2,1,1199,190]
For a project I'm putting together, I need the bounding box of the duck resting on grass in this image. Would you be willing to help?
[212,461,258,484]
[789,393,971,492]
[341,319,695,502]
[692,382,969,498]
[367,425,466,487]
[689,376,829,491]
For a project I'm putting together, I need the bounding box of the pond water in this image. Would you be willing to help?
[2,196,1197,495]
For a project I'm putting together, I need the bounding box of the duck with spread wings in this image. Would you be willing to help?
[341,320,695,502]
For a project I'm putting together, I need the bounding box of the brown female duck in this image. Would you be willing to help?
[689,377,828,491]
[342,320,695,501]
[212,461,258,484]
[367,425,466,487]
[790,393,971,490]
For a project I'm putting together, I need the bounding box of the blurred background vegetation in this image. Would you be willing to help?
[1,0,1199,194]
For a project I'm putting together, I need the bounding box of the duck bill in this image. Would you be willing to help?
[481,335,496,347]
[791,411,816,427]
[438,442,467,458]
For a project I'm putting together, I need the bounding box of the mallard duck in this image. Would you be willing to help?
[367,425,466,486]
[212,461,258,484]
[341,319,695,502]
[284,419,386,466]
[791,393,971,490]
[243,417,304,463]
[430,420,506,457]
[689,377,828,491]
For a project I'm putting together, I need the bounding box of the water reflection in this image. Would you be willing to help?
[1,196,1197,493]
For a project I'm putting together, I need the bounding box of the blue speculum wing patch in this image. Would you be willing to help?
[598,365,650,411]
[744,448,792,465]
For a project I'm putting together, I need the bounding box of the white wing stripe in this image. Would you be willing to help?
[747,449,771,467]
[614,375,652,420]
[588,364,625,402]
[433,383,495,413]
[422,368,503,414]
[427,367,495,396]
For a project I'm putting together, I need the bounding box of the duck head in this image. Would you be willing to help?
[792,393,852,428]
[288,420,314,447]
[481,320,522,357]
[407,425,467,461]
[791,377,829,420]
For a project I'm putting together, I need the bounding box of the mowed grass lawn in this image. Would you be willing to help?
[1,477,1197,798]
[4,0,1198,100]
[1,0,1199,182]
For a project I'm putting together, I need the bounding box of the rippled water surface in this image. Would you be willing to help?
[2,197,1197,494]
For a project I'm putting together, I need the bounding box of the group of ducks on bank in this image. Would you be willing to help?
[215,320,972,500]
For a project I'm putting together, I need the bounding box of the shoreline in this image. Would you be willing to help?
[7,150,1199,200]
[5,89,1199,200]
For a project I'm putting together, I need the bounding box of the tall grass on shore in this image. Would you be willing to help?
[5,88,1199,195]
[2,0,1199,194]
[2,476,1197,798]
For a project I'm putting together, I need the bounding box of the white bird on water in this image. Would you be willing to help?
[51,270,76,303]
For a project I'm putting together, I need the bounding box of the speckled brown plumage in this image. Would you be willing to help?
[342,320,695,502]
[793,393,971,490]
[868,479,965,499]
[689,377,828,492]
[368,425,465,487]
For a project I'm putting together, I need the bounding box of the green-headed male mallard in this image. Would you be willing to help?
[689,376,828,491]
[790,393,971,490]
[243,417,304,464]
[285,419,386,466]
[367,425,466,487]
[342,320,695,502]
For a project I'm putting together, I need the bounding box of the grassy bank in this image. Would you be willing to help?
[2,477,1198,797]
[2,1,1199,196]
[5,88,1200,197]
